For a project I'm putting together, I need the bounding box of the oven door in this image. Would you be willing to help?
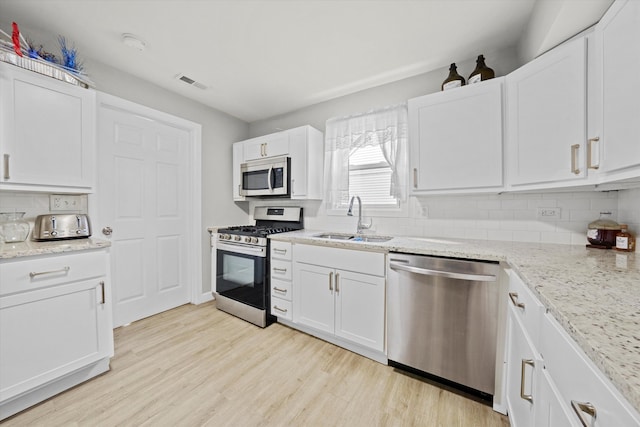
[216,242,267,310]
[240,156,290,197]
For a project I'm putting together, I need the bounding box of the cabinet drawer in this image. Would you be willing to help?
[295,244,385,277]
[0,250,107,297]
[507,270,544,348]
[271,259,291,281]
[270,241,292,261]
[271,297,292,321]
[539,313,640,426]
[271,278,291,301]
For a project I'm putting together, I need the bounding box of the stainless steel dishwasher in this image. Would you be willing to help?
[387,252,500,397]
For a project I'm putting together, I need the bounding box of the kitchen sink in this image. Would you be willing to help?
[313,233,394,243]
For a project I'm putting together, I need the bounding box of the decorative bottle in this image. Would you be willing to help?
[441,63,465,91]
[615,224,636,252]
[468,55,495,84]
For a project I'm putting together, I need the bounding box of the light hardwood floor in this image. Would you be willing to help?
[4,302,510,426]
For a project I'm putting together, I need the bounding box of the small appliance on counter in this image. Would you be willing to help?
[586,212,620,249]
[32,214,91,241]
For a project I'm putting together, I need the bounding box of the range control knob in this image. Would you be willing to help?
[251,237,258,243]
[244,237,251,243]
[234,235,241,241]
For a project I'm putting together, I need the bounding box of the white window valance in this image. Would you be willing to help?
[324,103,408,209]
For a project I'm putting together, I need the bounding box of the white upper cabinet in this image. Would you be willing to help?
[0,63,96,192]
[505,36,589,189]
[243,131,290,161]
[596,0,640,180]
[409,77,504,193]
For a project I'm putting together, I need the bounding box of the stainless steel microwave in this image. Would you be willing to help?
[240,156,290,197]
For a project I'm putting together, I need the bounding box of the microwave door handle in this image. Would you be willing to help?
[268,167,274,191]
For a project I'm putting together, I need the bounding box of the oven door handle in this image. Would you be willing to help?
[389,262,496,282]
[217,242,267,257]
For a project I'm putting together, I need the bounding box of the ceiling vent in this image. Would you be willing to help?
[176,74,207,90]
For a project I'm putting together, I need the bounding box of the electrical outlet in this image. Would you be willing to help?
[50,194,82,211]
[537,207,561,220]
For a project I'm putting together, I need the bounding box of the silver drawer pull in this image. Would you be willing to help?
[273,248,287,254]
[509,292,525,309]
[273,287,287,293]
[273,305,287,313]
[3,154,9,180]
[520,359,534,403]
[273,267,287,273]
[571,400,597,426]
[29,266,70,278]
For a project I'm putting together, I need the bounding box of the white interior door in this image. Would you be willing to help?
[97,98,195,327]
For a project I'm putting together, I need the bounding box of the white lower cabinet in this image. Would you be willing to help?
[0,249,113,420]
[292,244,385,356]
[506,270,640,427]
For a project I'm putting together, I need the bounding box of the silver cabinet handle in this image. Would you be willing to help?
[509,292,525,309]
[571,144,581,175]
[520,359,535,403]
[273,267,287,273]
[329,271,333,291]
[3,154,9,180]
[413,168,418,188]
[571,400,597,426]
[335,273,340,293]
[273,305,287,313]
[98,281,106,304]
[102,226,113,236]
[587,137,600,170]
[389,262,496,282]
[263,143,267,157]
[273,248,287,254]
[30,266,70,278]
[273,286,287,294]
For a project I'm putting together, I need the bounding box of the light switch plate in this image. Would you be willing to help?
[50,194,83,211]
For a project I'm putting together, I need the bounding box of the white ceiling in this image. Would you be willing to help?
[0,0,613,123]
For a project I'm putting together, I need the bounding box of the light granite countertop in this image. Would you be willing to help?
[0,238,111,259]
[270,230,640,413]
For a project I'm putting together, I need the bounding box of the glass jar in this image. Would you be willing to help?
[587,212,620,248]
[0,212,30,243]
[615,224,636,252]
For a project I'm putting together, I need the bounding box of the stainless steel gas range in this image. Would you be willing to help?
[213,206,303,327]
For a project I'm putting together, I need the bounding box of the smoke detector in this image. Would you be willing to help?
[176,74,207,90]
[121,33,146,51]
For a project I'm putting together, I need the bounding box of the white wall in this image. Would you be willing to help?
[249,46,522,137]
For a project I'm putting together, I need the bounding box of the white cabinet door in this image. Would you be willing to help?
[0,63,95,192]
[506,37,587,187]
[597,0,640,177]
[243,132,289,161]
[293,262,335,334]
[232,142,245,201]
[506,307,540,427]
[409,78,504,192]
[0,278,110,402]
[536,369,580,427]
[334,269,385,352]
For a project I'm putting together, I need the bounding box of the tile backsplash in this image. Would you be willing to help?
[251,189,636,248]
[0,192,88,240]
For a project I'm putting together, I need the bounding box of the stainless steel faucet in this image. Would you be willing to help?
[347,195,372,234]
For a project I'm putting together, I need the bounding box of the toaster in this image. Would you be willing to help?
[32,214,92,241]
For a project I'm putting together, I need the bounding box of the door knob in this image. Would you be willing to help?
[102,226,113,236]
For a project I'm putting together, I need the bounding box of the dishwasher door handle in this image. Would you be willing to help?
[389,262,497,282]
